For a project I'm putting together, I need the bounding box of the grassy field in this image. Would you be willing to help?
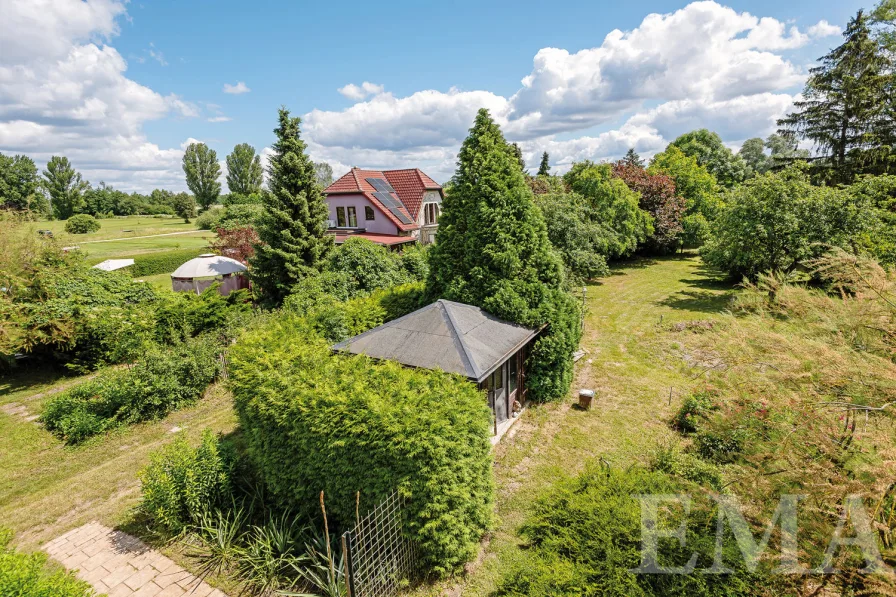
[0,367,236,550]
[79,231,213,262]
[135,272,176,292]
[422,254,736,596]
[38,215,202,243]
[0,254,734,582]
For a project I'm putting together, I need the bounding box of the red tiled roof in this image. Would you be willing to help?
[329,232,417,246]
[324,167,442,225]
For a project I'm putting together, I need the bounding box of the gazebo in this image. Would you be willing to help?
[170,254,249,296]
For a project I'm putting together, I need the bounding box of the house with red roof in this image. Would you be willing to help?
[322,167,443,248]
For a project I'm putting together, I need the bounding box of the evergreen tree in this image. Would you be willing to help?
[622,148,645,168]
[182,143,222,210]
[225,143,263,197]
[250,107,332,306]
[427,109,580,401]
[778,10,895,183]
[537,151,551,176]
[510,143,527,173]
[42,156,88,219]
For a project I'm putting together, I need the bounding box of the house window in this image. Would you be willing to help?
[424,203,439,225]
[336,206,346,227]
[365,206,375,221]
[347,206,357,227]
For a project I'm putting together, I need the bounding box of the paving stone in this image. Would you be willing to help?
[49,523,230,597]
[124,566,158,590]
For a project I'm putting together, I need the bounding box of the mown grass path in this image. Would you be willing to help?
[439,254,736,596]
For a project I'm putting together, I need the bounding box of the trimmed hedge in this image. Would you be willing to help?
[0,529,96,596]
[131,248,205,277]
[41,336,221,444]
[229,314,494,575]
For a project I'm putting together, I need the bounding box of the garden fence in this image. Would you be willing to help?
[341,490,420,597]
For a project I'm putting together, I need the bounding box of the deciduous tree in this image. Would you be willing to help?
[42,156,88,220]
[209,225,260,265]
[612,161,685,253]
[225,143,263,197]
[250,107,332,306]
[172,193,196,223]
[0,153,40,211]
[649,146,721,248]
[313,161,334,188]
[182,143,222,210]
[670,129,748,187]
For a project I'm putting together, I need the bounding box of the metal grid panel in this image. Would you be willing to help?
[343,490,419,597]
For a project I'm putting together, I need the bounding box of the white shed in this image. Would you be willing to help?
[171,254,249,295]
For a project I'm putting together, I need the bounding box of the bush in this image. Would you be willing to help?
[496,465,758,597]
[673,388,718,433]
[229,315,494,575]
[130,248,204,277]
[64,214,100,234]
[326,237,412,298]
[0,529,97,597]
[153,285,252,343]
[195,207,224,231]
[41,336,221,443]
[139,430,234,534]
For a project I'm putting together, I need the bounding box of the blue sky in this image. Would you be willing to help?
[0,0,872,191]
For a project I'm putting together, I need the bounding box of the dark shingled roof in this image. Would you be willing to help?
[331,300,540,382]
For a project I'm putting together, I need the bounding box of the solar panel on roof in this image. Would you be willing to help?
[388,206,414,224]
[373,191,400,208]
[366,178,396,193]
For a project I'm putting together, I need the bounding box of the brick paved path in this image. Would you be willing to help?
[44,522,227,597]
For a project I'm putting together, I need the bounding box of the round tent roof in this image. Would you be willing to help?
[171,254,247,279]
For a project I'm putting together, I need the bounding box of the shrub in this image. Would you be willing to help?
[153,285,252,343]
[496,465,758,597]
[130,249,203,277]
[229,315,494,575]
[0,529,97,597]
[139,430,234,534]
[673,388,719,433]
[194,206,224,230]
[41,336,221,443]
[64,214,100,234]
[326,237,411,298]
[650,444,723,490]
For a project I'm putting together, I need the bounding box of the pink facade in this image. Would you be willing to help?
[325,193,401,236]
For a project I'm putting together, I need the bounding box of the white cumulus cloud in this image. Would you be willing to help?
[337,81,385,101]
[222,81,251,95]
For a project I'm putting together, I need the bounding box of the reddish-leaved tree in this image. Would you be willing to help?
[209,225,260,265]
[612,161,686,253]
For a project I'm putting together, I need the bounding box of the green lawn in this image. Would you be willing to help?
[420,254,736,596]
[0,366,236,550]
[0,254,733,581]
[79,232,214,262]
[39,215,203,243]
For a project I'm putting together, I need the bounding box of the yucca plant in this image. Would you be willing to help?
[282,528,347,597]
[194,502,249,577]
[236,511,310,596]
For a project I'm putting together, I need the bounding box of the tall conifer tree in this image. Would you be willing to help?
[778,10,895,182]
[427,109,580,400]
[537,151,551,176]
[251,107,332,306]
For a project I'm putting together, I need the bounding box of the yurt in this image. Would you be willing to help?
[170,254,249,295]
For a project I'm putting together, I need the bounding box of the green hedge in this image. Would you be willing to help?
[41,336,221,444]
[130,248,205,277]
[229,314,494,575]
[0,529,96,597]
